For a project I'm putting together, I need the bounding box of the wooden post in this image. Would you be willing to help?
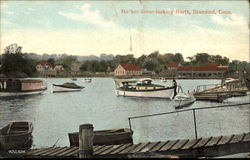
[79,124,94,158]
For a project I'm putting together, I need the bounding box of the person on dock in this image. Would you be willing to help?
[172,77,177,99]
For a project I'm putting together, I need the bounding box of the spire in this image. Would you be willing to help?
[129,35,133,53]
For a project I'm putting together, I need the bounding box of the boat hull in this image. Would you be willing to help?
[0,133,33,151]
[68,128,133,146]
[52,85,83,93]
[115,88,175,99]
[0,89,46,98]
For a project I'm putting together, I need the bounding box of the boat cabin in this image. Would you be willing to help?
[0,78,43,92]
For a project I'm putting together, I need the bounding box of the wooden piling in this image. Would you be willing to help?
[79,124,94,158]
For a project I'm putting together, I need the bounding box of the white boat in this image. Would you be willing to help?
[0,78,47,98]
[84,78,92,83]
[52,82,84,93]
[114,78,177,99]
[172,92,196,109]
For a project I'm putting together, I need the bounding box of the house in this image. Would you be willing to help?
[163,62,182,77]
[36,62,65,77]
[36,61,55,72]
[114,63,142,77]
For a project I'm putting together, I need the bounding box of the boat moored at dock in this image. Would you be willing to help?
[114,78,177,99]
[68,128,133,146]
[0,121,33,151]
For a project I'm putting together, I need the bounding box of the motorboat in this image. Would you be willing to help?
[173,92,196,109]
[71,77,77,81]
[114,78,177,99]
[0,78,47,98]
[68,128,133,146]
[0,121,33,151]
[52,82,84,93]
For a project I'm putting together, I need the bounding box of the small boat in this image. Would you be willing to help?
[0,78,47,98]
[173,93,196,109]
[0,121,33,151]
[71,77,77,81]
[52,82,84,93]
[84,78,92,83]
[114,78,177,99]
[160,78,167,82]
[68,128,133,146]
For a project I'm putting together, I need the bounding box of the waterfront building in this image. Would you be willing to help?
[114,63,142,77]
[164,62,228,78]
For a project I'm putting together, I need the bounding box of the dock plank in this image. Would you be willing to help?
[140,141,160,153]
[40,147,64,156]
[171,139,189,150]
[150,141,169,152]
[192,137,212,148]
[47,147,71,156]
[32,147,59,156]
[99,144,123,155]
[119,143,141,155]
[204,136,222,147]
[57,147,78,157]
[217,135,234,145]
[109,143,132,155]
[65,148,80,157]
[182,138,202,150]
[230,134,245,144]
[243,132,250,142]
[26,147,53,155]
[95,145,113,155]
[93,145,104,152]
[159,140,179,151]
[129,142,151,154]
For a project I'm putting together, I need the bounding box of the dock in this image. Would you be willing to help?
[193,80,249,102]
[22,132,250,158]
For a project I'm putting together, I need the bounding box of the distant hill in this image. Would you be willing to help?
[22,53,115,62]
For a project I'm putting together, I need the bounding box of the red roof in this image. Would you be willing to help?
[178,64,228,71]
[37,61,55,68]
[167,62,180,67]
[120,63,141,71]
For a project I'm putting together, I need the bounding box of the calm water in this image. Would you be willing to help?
[0,78,249,148]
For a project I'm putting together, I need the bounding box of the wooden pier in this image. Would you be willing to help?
[23,132,250,158]
[193,80,248,102]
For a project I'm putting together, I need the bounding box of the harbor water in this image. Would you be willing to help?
[0,78,249,148]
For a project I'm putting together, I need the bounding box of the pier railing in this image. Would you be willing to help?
[128,102,250,140]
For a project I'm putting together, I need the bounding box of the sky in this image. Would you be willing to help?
[0,0,249,61]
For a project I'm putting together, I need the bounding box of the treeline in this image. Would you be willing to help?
[0,51,248,77]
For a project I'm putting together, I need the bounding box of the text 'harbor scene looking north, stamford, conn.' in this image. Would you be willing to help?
[0,0,250,158]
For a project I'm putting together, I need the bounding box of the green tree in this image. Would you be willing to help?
[193,53,210,65]
[58,56,77,71]
[1,53,36,76]
[47,58,55,64]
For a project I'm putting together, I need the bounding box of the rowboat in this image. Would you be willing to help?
[114,78,177,99]
[0,78,47,98]
[0,121,33,151]
[68,128,133,146]
[52,82,84,93]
